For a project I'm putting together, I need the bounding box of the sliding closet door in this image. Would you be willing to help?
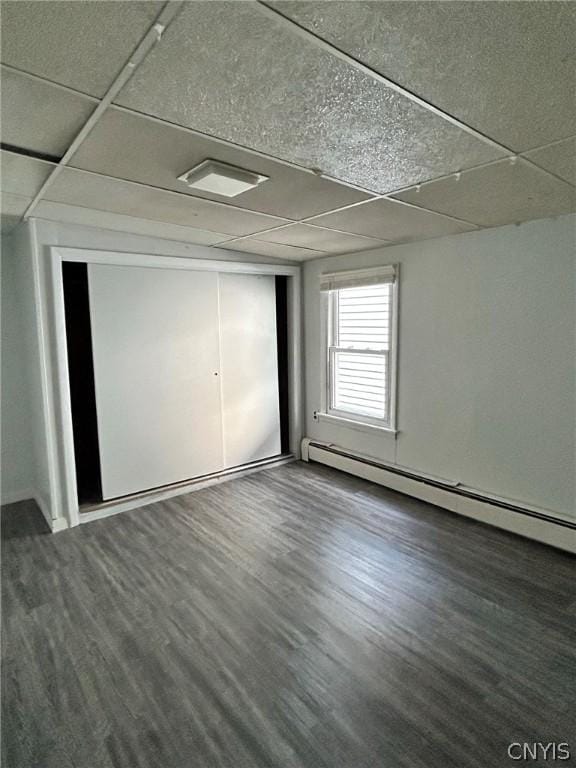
[219,274,281,468]
[88,264,223,499]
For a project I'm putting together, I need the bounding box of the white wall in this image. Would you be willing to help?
[304,215,576,521]
[1,221,59,526]
[1,234,34,502]
[4,223,58,523]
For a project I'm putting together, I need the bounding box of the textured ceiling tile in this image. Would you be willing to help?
[1,151,56,197]
[310,199,475,242]
[272,1,576,152]
[523,137,576,187]
[224,239,324,262]
[393,160,576,227]
[116,2,503,194]
[1,69,96,156]
[0,1,164,97]
[69,108,372,219]
[44,170,291,237]
[256,223,387,254]
[32,200,231,247]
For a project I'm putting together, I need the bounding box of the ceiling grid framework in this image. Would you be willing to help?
[1,0,575,259]
[267,0,576,152]
[20,1,187,221]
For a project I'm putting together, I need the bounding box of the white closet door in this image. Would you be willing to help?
[219,273,281,468]
[88,264,223,499]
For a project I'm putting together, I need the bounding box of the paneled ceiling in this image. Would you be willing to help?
[1,1,575,259]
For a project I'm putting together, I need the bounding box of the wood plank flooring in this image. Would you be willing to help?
[2,461,575,768]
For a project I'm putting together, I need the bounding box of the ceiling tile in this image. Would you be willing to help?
[256,223,387,254]
[523,137,576,187]
[1,69,96,157]
[33,200,231,247]
[115,2,503,194]
[0,1,164,97]
[44,170,291,237]
[223,239,323,262]
[393,160,576,228]
[1,151,56,198]
[272,1,576,152]
[1,192,30,233]
[69,108,372,219]
[309,199,475,242]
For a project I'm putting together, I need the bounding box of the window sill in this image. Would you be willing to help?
[315,412,398,437]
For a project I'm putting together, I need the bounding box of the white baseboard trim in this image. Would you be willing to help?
[35,496,68,533]
[1,488,68,533]
[304,441,576,555]
[50,517,69,533]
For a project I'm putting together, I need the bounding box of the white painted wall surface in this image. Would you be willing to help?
[219,273,281,468]
[1,223,56,525]
[304,215,576,520]
[1,235,33,502]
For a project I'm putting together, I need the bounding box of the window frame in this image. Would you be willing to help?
[321,272,398,433]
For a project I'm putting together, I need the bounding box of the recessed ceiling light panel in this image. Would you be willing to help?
[178,159,268,197]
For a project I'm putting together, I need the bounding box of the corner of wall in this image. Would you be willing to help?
[1,227,34,503]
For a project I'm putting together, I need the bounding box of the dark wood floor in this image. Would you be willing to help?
[2,461,575,768]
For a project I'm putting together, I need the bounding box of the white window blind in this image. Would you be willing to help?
[324,266,396,427]
[320,264,396,292]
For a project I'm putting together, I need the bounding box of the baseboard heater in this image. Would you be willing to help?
[302,439,575,554]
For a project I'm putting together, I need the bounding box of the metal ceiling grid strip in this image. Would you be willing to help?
[22,1,186,221]
[0,63,100,104]
[58,101,573,244]
[218,195,481,249]
[515,153,576,190]
[520,135,576,188]
[52,164,294,226]
[3,0,570,248]
[110,105,380,199]
[254,1,511,156]
[254,1,576,193]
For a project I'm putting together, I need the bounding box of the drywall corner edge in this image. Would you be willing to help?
[29,220,66,526]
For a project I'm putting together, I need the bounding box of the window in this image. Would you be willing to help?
[321,266,397,429]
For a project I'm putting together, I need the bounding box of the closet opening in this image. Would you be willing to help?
[61,261,293,512]
[275,275,290,456]
[62,262,103,506]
